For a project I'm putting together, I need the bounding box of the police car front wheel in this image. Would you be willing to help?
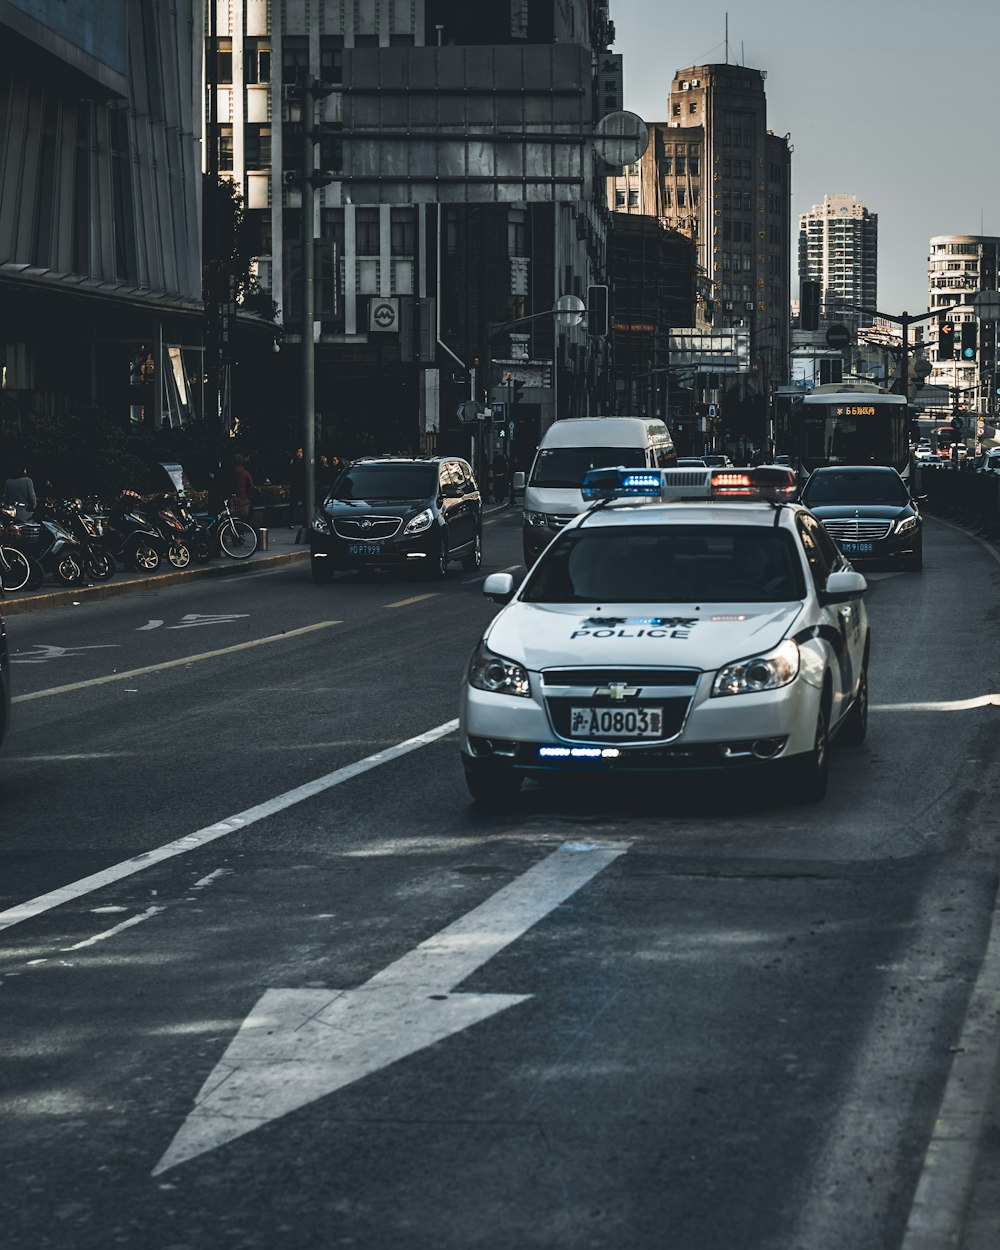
[786,705,829,804]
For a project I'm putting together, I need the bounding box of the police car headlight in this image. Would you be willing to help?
[712,640,800,697]
[311,512,331,535]
[895,514,918,535]
[404,507,434,535]
[468,642,531,698]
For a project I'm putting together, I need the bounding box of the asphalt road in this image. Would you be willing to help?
[2,510,1000,1249]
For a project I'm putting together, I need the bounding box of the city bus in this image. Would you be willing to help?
[773,384,910,477]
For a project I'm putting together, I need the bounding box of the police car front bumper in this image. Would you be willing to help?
[460,674,822,776]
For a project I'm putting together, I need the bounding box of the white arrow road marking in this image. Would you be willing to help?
[12,643,121,665]
[169,613,250,629]
[137,620,164,631]
[153,840,629,1175]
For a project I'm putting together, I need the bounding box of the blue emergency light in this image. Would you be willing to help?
[581,467,665,501]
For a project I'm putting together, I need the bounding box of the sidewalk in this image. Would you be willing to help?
[1,523,309,617]
[1,503,513,617]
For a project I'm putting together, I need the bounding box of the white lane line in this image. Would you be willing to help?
[384,593,438,609]
[11,621,341,704]
[900,883,1000,1249]
[61,906,165,951]
[0,719,459,934]
[462,563,521,585]
[871,694,1000,713]
[154,839,629,1173]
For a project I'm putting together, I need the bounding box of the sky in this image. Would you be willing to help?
[613,0,1000,315]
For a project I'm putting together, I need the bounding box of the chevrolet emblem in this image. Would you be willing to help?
[594,683,639,701]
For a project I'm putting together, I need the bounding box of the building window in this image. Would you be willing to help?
[689,155,699,176]
[743,160,751,178]
[628,189,639,207]
[320,36,344,83]
[676,156,686,176]
[355,208,380,255]
[283,37,309,80]
[218,125,234,171]
[391,209,416,255]
[214,39,233,84]
[661,157,672,175]
[677,187,686,208]
[246,42,271,84]
[689,101,698,114]
[664,187,672,207]
[742,192,751,211]
[672,103,681,116]
[355,34,379,48]
[245,126,271,170]
[723,159,731,178]
[615,189,626,207]
[508,209,527,255]
[722,129,731,146]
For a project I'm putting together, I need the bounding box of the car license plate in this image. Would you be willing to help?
[347,542,383,556]
[569,707,663,738]
[840,541,873,555]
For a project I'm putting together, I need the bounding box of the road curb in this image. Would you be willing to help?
[1,548,310,616]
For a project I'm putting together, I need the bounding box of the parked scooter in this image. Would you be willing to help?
[52,500,116,581]
[137,495,192,569]
[165,494,214,563]
[103,491,169,572]
[6,502,86,584]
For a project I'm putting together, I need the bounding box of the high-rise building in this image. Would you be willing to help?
[798,194,877,326]
[926,234,1000,416]
[612,63,791,440]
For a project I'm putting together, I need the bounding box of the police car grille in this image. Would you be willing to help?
[542,668,698,688]
[546,697,691,742]
[333,516,402,540]
[821,519,893,542]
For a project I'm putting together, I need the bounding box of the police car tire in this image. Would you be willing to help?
[838,667,868,747]
[787,706,829,803]
[463,760,522,805]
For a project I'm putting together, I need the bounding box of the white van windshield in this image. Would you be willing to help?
[529,446,646,489]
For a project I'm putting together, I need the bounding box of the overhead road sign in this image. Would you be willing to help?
[668,329,750,373]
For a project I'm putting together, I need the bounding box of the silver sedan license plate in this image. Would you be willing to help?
[570,706,663,738]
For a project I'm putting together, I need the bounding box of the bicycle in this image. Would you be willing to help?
[0,504,32,591]
[213,499,258,560]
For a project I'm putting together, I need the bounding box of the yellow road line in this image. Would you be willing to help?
[384,593,438,609]
[12,621,342,704]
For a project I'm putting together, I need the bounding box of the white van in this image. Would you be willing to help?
[516,417,675,564]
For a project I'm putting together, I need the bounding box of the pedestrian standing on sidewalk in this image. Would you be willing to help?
[229,453,256,520]
[288,446,306,527]
[4,465,37,523]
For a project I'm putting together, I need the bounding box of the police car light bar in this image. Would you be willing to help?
[581,466,712,502]
[710,466,798,500]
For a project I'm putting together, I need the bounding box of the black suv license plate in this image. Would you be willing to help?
[348,541,383,556]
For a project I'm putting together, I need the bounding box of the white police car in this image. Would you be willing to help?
[460,466,870,805]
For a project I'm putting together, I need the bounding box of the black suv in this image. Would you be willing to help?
[310,457,482,582]
[800,465,922,571]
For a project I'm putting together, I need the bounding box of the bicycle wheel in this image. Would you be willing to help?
[0,547,31,591]
[218,519,258,559]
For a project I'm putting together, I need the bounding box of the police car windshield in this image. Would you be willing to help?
[529,447,646,489]
[522,525,806,604]
[333,464,437,500]
[801,470,908,506]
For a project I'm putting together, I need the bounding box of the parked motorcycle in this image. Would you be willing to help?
[165,494,214,563]
[52,500,116,581]
[6,503,86,585]
[137,495,192,569]
[103,491,169,573]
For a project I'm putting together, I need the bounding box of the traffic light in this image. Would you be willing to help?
[586,284,609,337]
[819,357,843,385]
[939,318,955,360]
[961,321,977,360]
[800,280,821,332]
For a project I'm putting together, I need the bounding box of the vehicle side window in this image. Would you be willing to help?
[438,464,454,495]
[457,461,478,495]
[796,513,833,592]
[811,517,844,572]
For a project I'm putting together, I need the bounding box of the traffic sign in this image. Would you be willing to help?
[913,357,932,379]
[972,290,1000,321]
[825,323,851,350]
[977,417,986,437]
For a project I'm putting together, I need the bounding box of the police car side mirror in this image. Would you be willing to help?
[483,572,515,604]
[513,471,526,492]
[821,570,867,605]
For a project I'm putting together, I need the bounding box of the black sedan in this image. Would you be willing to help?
[799,465,923,572]
[309,456,482,582]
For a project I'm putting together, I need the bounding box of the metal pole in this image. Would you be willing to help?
[301,78,316,529]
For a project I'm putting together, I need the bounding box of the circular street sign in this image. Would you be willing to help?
[372,301,397,330]
[553,294,586,328]
[825,323,851,349]
[972,290,1000,321]
[977,417,986,437]
[913,357,932,379]
[593,111,650,167]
